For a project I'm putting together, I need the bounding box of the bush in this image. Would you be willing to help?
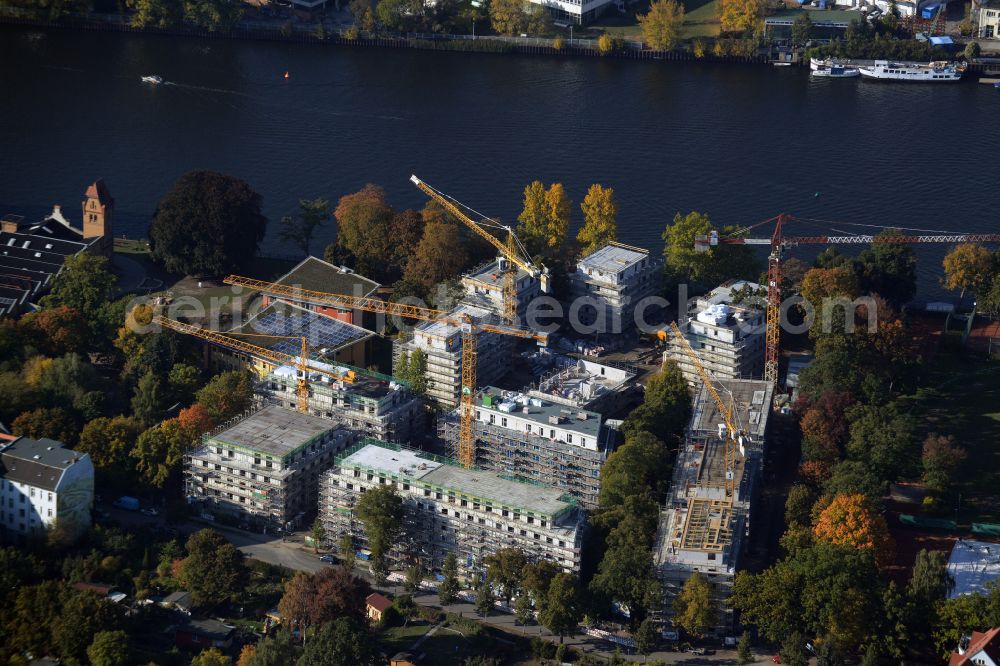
[345,25,360,40]
[597,33,614,55]
[553,35,565,50]
[693,38,706,58]
[965,41,980,59]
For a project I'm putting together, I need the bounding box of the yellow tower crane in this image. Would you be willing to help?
[154,315,357,414]
[669,321,750,500]
[220,275,547,468]
[410,175,546,324]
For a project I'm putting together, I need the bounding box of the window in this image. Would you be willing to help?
[567,434,573,444]
[29,488,34,498]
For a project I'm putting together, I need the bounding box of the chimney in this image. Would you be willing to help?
[1,214,25,233]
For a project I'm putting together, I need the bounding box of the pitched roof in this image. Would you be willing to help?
[85,179,114,206]
[366,592,393,612]
[178,618,234,640]
[950,626,1000,666]
[0,437,88,491]
[272,256,379,298]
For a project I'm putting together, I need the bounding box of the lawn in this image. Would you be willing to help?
[580,0,721,41]
[379,621,433,657]
[900,349,1000,523]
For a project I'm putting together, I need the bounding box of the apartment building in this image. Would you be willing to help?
[528,356,638,417]
[261,364,426,443]
[393,303,511,407]
[460,259,547,324]
[0,437,94,542]
[565,242,663,336]
[438,386,613,510]
[653,379,773,638]
[184,405,355,532]
[665,280,766,387]
[320,440,586,573]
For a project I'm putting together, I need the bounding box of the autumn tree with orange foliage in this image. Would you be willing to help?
[813,493,894,567]
[799,391,855,464]
[19,306,89,356]
[176,403,216,437]
[797,460,830,487]
[718,0,763,33]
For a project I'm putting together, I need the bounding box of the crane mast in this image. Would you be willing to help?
[221,275,546,468]
[670,321,744,499]
[410,175,541,324]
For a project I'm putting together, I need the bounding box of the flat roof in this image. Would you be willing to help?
[464,260,532,289]
[690,379,773,440]
[947,539,1000,599]
[209,406,338,458]
[414,302,494,340]
[578,243,650,275]
[339,444,574,517]
[477,386,603,439]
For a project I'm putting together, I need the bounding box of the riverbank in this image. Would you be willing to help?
[0,9,771,64]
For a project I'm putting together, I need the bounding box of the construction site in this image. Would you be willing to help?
[183,405,356,532]
[320,439,586,574]
[653,376,774,638]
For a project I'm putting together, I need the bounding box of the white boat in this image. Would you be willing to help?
[858,60,963,82]
[812,64,860,78]
[810,56,850,71]
[140,75,163,84]
[773,62,793,67]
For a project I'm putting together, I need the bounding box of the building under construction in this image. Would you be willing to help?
[320,440,585,574]
[460,259,547,322]
[393,303,512,407]
[664,281,766,387]
[438,386,614,510]
[653,378,774,638]
[566,242,663,334]
[184,405,355,532]
[260,364,425,444]
[527,356,638,416]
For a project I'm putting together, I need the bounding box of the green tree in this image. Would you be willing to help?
[785,484,818,527]
[620,359,691,444]
[77,416,141,468]
[131,371,169,428]
[662,212,759,288]
[51,590,125,665]
[515,592,534,625]
[737,631,753,665]
[965,40,981,59]
[791,11,812,44]
[780,632,808,666]
[87,630,130,666]
[310,519,327,553]
[191,647,231,666]
[921,433,967,495]
[590,505,661,627]
[242,630,301,666]
[577,184,619,257]
[196,369,254,421]
[19,306,90,356]
[183,0,244,30]
[280,198,329,257]
[521,559,561,604]
[489,0,525,35]
[404,562,424,594]
[484,547,528,606]
[943,243,994,299]
[845,402,917,484]
[673,571,717,638]
[354,484,403,585]
[149,170,267,276]
[297,618,380,666]
[598,432,674,518]
[822,460,885,501]
[476,578,494,617]
[339,533,356,570]
[12,406,79,445]
[855,229,917,308]
[167,363,202,404]
[179,529,249,609]
[634,618,657,659]
[540,573,582,642]
[638,0,684,50]
[334,184,395,279]
[526,3,552,34]
[131,418,196,487]
[39,254,118,321]
[130,0,183,27]
[403,220,469,290]
[439,552,460,604]
[376,0,419,30]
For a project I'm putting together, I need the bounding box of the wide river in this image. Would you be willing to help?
[2,27,997,298]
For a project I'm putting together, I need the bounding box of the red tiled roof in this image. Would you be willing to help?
[85,179,113,206]
[950,626,1000,666]
[366,593,393,613]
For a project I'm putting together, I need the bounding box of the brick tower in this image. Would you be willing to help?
[82,179,114,257]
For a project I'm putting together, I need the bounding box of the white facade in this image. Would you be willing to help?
[0,437,94,541]
[981,0,1000,38]
[529,0,616,23]
[566,243,663,335]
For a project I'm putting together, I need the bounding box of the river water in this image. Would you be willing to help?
[2,27,997,298]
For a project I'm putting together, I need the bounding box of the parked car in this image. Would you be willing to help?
[140,507,159,517]
[113,496,139,511]
[687,647,708,655]
[772,656,782,664]
[318,554,335,563]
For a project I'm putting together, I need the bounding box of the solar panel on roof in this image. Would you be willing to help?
[245,307,367,356]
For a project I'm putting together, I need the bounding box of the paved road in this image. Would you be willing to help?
[102,507,752,663]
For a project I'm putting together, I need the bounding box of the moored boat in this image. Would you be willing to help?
[141,75,163,84]
[812,64,860,78]
[857,60,963,82]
